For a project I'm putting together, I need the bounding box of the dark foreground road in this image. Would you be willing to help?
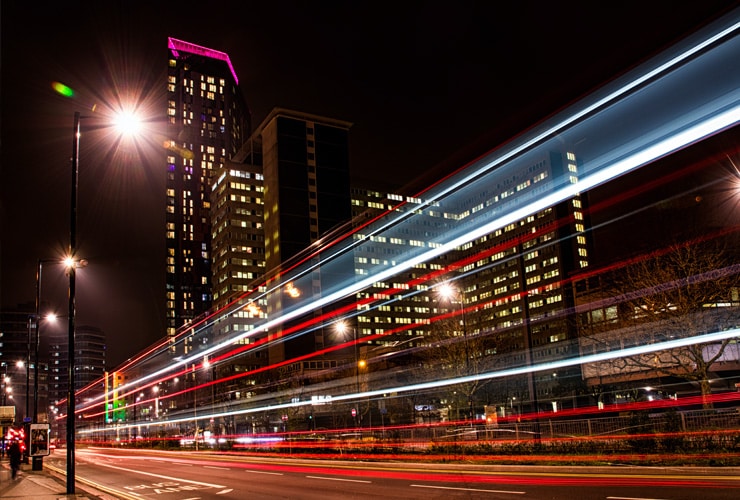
[42,447,740,500]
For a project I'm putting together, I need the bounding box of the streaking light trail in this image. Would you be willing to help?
[79,327,740,434]
[71,9,740,447]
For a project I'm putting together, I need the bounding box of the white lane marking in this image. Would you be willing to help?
[607,498,670,500]
[244,469,284,476]
[411,484,526,495]
[306,475,372,484]
[204,466,230,470]
[96,462,226,488]
[217,489,233,494]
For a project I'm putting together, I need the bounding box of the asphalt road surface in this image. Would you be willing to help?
[42,448,740,500]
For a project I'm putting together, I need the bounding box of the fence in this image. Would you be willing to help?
[346,407,740,445]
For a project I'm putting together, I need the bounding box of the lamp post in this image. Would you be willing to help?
[152,385,160,419]
[186,363,201,449]
[30,259,61,471]
[1,364,11,457]
[1,365,10,406]
[334,320,361,427]
[65,111,80,494]
[24,309,36,467]
[24,317,32,464]
[33,259,54,426]
[64,107,141,493]
[437,282,474,424]
[33,261,42,426]
[3,384,12,406]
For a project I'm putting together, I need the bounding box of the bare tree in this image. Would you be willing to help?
[417,301,514,421]
[585,240,739,407]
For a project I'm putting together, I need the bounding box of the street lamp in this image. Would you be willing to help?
[11,360,24,420]
[437,282,474,423]
[1,373,11,406]
[334,320,360,392]
[152,386,160,419]
[134,392,144,441]
[29,258,69,471]
[65,108,141,494]
[64,111,81,494]
[33,261,70,422]
[25,315,32,431]
[1,363,16,456]
[334,320,362,427]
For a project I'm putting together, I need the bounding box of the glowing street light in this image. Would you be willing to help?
[66,107,142,494]
[152,386,160,419]
[334,320,362,427]
[1,373,11,406]
[28,258,70,470]
[436,282,473,423]
[112,110,143,137]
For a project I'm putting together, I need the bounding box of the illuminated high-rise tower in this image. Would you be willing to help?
[165,38,250,353]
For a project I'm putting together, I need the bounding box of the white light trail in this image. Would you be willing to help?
[76,11,740,413]
[79,327,740,434]
[116,103,737,400]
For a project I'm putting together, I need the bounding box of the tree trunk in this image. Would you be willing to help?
[700,377,713,409]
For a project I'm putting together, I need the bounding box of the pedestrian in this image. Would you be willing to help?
[8,439,21,479]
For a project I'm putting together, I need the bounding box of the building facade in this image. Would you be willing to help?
[165,37,250,354]
[201,109,352,399]
[257,109,353,365]
[348,149,591,412]
[0,307,50,426]
[48,325,106,407]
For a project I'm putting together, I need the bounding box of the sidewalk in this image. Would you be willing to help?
[0,460,102,499]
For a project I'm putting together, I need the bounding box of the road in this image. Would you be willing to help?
[42,448,739,499]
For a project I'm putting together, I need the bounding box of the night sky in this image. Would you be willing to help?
[1,1,736,368]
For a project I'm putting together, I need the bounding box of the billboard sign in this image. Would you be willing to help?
[30,423,51,457]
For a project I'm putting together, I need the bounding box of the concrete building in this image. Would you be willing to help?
[203,108,352,400]
[0,306,48,426]
[209,155,267,383]
[48,325,105,406]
